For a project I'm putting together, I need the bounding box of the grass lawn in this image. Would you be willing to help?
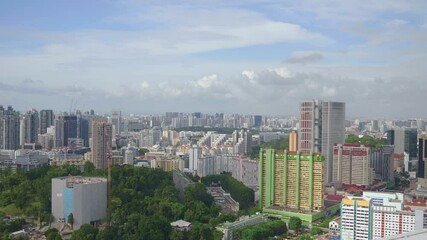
[0,204,23,216]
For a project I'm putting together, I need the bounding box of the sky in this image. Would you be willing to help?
[0,0,427,118]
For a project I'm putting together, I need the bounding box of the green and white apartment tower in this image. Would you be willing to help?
[259,149,326,222]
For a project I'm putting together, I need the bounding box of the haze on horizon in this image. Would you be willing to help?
[0,0,426,118]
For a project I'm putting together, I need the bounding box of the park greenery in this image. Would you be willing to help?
[201,173,255,209]
[138,148,149,156]
[345,134,386,150]
[250,138,289,159]
[288,216,302,232]
[237,220,287,240]
[0,163,239,240]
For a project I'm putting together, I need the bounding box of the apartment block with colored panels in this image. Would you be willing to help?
[340,197,372,240]
[259,149,324,212]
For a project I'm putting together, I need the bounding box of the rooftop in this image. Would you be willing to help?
[170,220,191,228]
[53,176,107,185]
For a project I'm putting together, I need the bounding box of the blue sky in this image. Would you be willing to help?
[0,0,427,118]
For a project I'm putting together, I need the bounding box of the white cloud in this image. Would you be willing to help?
[242,70,257,82]
[196,74,217,89]
[140,81,150,89]
[269,67,291,78]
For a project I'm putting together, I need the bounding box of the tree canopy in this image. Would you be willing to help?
[345,134,386,150]
[289,217,302,232]
[238,220,287,240]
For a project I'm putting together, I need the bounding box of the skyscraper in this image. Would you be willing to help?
[386,128,417,158]
[92,122,112,169]
[298,100,345,184]
[370,145,394,182]
[54,116,64,148]
[259,149,324,211]
[20,109,39,145]
[418,138,427,178]
[0,106,20,150]
[253,115,262,127]
[111,109,121,136]
[78,117,89,147]
[39,109,54,134]
[63,116,78,146]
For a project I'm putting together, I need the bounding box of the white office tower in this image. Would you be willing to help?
[341,196,372,240]
[111,109,121,136]
[189,145,201,171]
[298,100,345,184]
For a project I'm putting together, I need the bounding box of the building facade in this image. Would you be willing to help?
[332,144,374,187]
[370,145,395,182]
[0,106,20,150]
[341,197,372,240]
[91,122,112,169]
[216,214,264,240]
[39,109,54,135]
[298,100,345,184]
[51,176,107,229]
[259,149,324,211]
[419,137,427,178]
[289,132,298,152]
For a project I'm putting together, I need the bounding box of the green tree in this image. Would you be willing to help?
[96,226,118,240]
[289,217,302,232]
[138,148,149,156]
[67,213,74,229]
[71,224,98,240]
[83,161,95,175]
[45,228,62,240]
[310,226,321,236]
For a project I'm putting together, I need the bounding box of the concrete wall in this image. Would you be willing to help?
[74,181,107,228]
[51,178,66,223]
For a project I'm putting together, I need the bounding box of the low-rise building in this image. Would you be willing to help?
[170,220,192,231]
[216,214,264,240]
[329,218,340,236]
[207,186,239,213]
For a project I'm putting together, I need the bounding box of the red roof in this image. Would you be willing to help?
[326,195,344,202]
[405,199,427,207]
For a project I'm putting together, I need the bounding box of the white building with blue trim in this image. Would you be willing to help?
[51,176,107,229]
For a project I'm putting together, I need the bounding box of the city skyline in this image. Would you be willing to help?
[1,1,427,118]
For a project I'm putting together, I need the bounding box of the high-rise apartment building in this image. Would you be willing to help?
[361,191,426,239]
[332,144,374,187]
[289,132,298,152]
[20,109,39,145]
[0,106,20,150]
[39,110,54,134]
[189,145,201,171]
[259,149,324,211]
[341,196,372,240]
[91,122,112,169]
[298,100,345,184]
